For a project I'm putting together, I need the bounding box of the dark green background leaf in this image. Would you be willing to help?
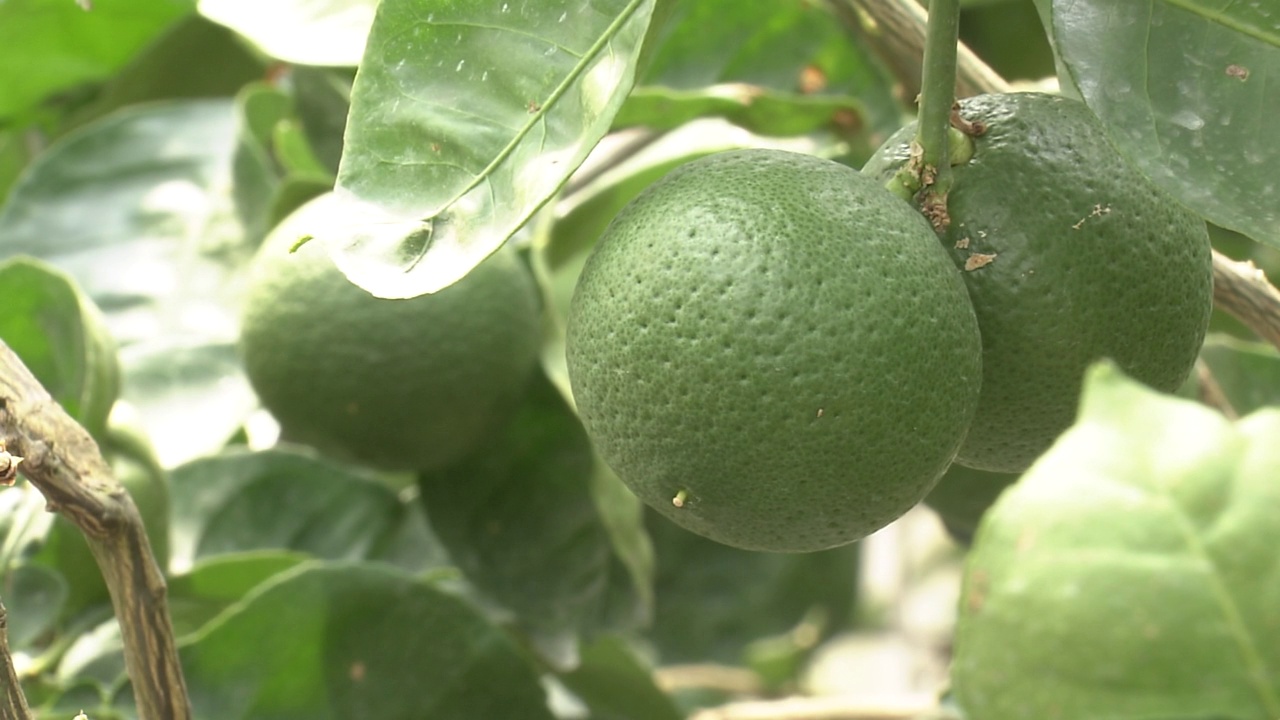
[956,364,1280,719]
[418,370,644,664]
[181,562,557,720]
[646,510,857,664]
[1199,334,1280,416]
[330,0,657,297]
[1051,0,1280,245]
[558,635,683,720]
[169,448,447,573]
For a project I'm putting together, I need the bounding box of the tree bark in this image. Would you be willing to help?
[0,343,191,720]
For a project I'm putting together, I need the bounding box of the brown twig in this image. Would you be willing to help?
[1211,254,1280,351]
[830,0,1280,355]
[689,695,942,720]
[826,0,1011,101]
[0,342,190,720]
[0,603,31,720]
[1195,359,1240,420]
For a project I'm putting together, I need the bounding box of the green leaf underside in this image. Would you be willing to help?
[1051,0,1280,245]
[330,0,656,298]
[956,363,1280,719]
[181,562,555,720]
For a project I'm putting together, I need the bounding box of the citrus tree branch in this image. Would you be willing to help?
[688,695,944,720]
[0,604,32,720]
[1211,254,1280,350]
[831,0,1280,355]
[826,0,1011,101]
[0,342,191,720]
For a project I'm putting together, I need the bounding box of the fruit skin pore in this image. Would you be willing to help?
[863,93,1213,473]
[565,149,983,553]
[239,194,543,472]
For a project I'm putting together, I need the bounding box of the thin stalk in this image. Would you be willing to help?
[915,0,962,217]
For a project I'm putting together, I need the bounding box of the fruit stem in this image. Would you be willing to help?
[915,0,961,224]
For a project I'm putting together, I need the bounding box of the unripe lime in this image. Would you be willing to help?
[239,193,542,471]
[566,149,982,552]
[864,93,1212,472]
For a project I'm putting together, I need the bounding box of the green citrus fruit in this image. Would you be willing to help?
[565,149,983,553]
[922,463,1018,546]
[863,93,1212,473]
[239,193,542,472]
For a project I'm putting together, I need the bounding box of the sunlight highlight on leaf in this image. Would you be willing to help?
[331,0,656,298]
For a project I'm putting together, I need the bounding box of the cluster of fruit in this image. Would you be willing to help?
[567,92,1212,552]
[238,93,1212,554]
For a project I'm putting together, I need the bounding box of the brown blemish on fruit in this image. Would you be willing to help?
[1226,64,1250,80]
[816,408,825,418]
[1071,203,1112,230]
[799,65,827,94]
[965,253,997,271]
[955,237,970,250]
[950,102,987,136]
[967,569,989,614]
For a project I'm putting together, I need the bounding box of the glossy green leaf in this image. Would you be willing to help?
[167,552,308,637]
[418,370,644,663]
[646,510,857,664]
[1051,0,1280,245]
[169,448,448,574]
[329,0,657,298]
[0,0,192,121]
[182,562,556,720]
[558,635,683,720]
[199,0,376,66]
[0,100,258,466]
[0,257,119,438]
[955,362,1280,719]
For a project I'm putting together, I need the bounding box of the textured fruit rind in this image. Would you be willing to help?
[566,149,982,553]
[240,194,542,472]
[863,93,1213,473]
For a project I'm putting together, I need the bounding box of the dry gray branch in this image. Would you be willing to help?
[0,342,190,720]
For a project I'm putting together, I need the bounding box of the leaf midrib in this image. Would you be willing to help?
[1157,0,1280,47]
[1158,483,1280,715]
